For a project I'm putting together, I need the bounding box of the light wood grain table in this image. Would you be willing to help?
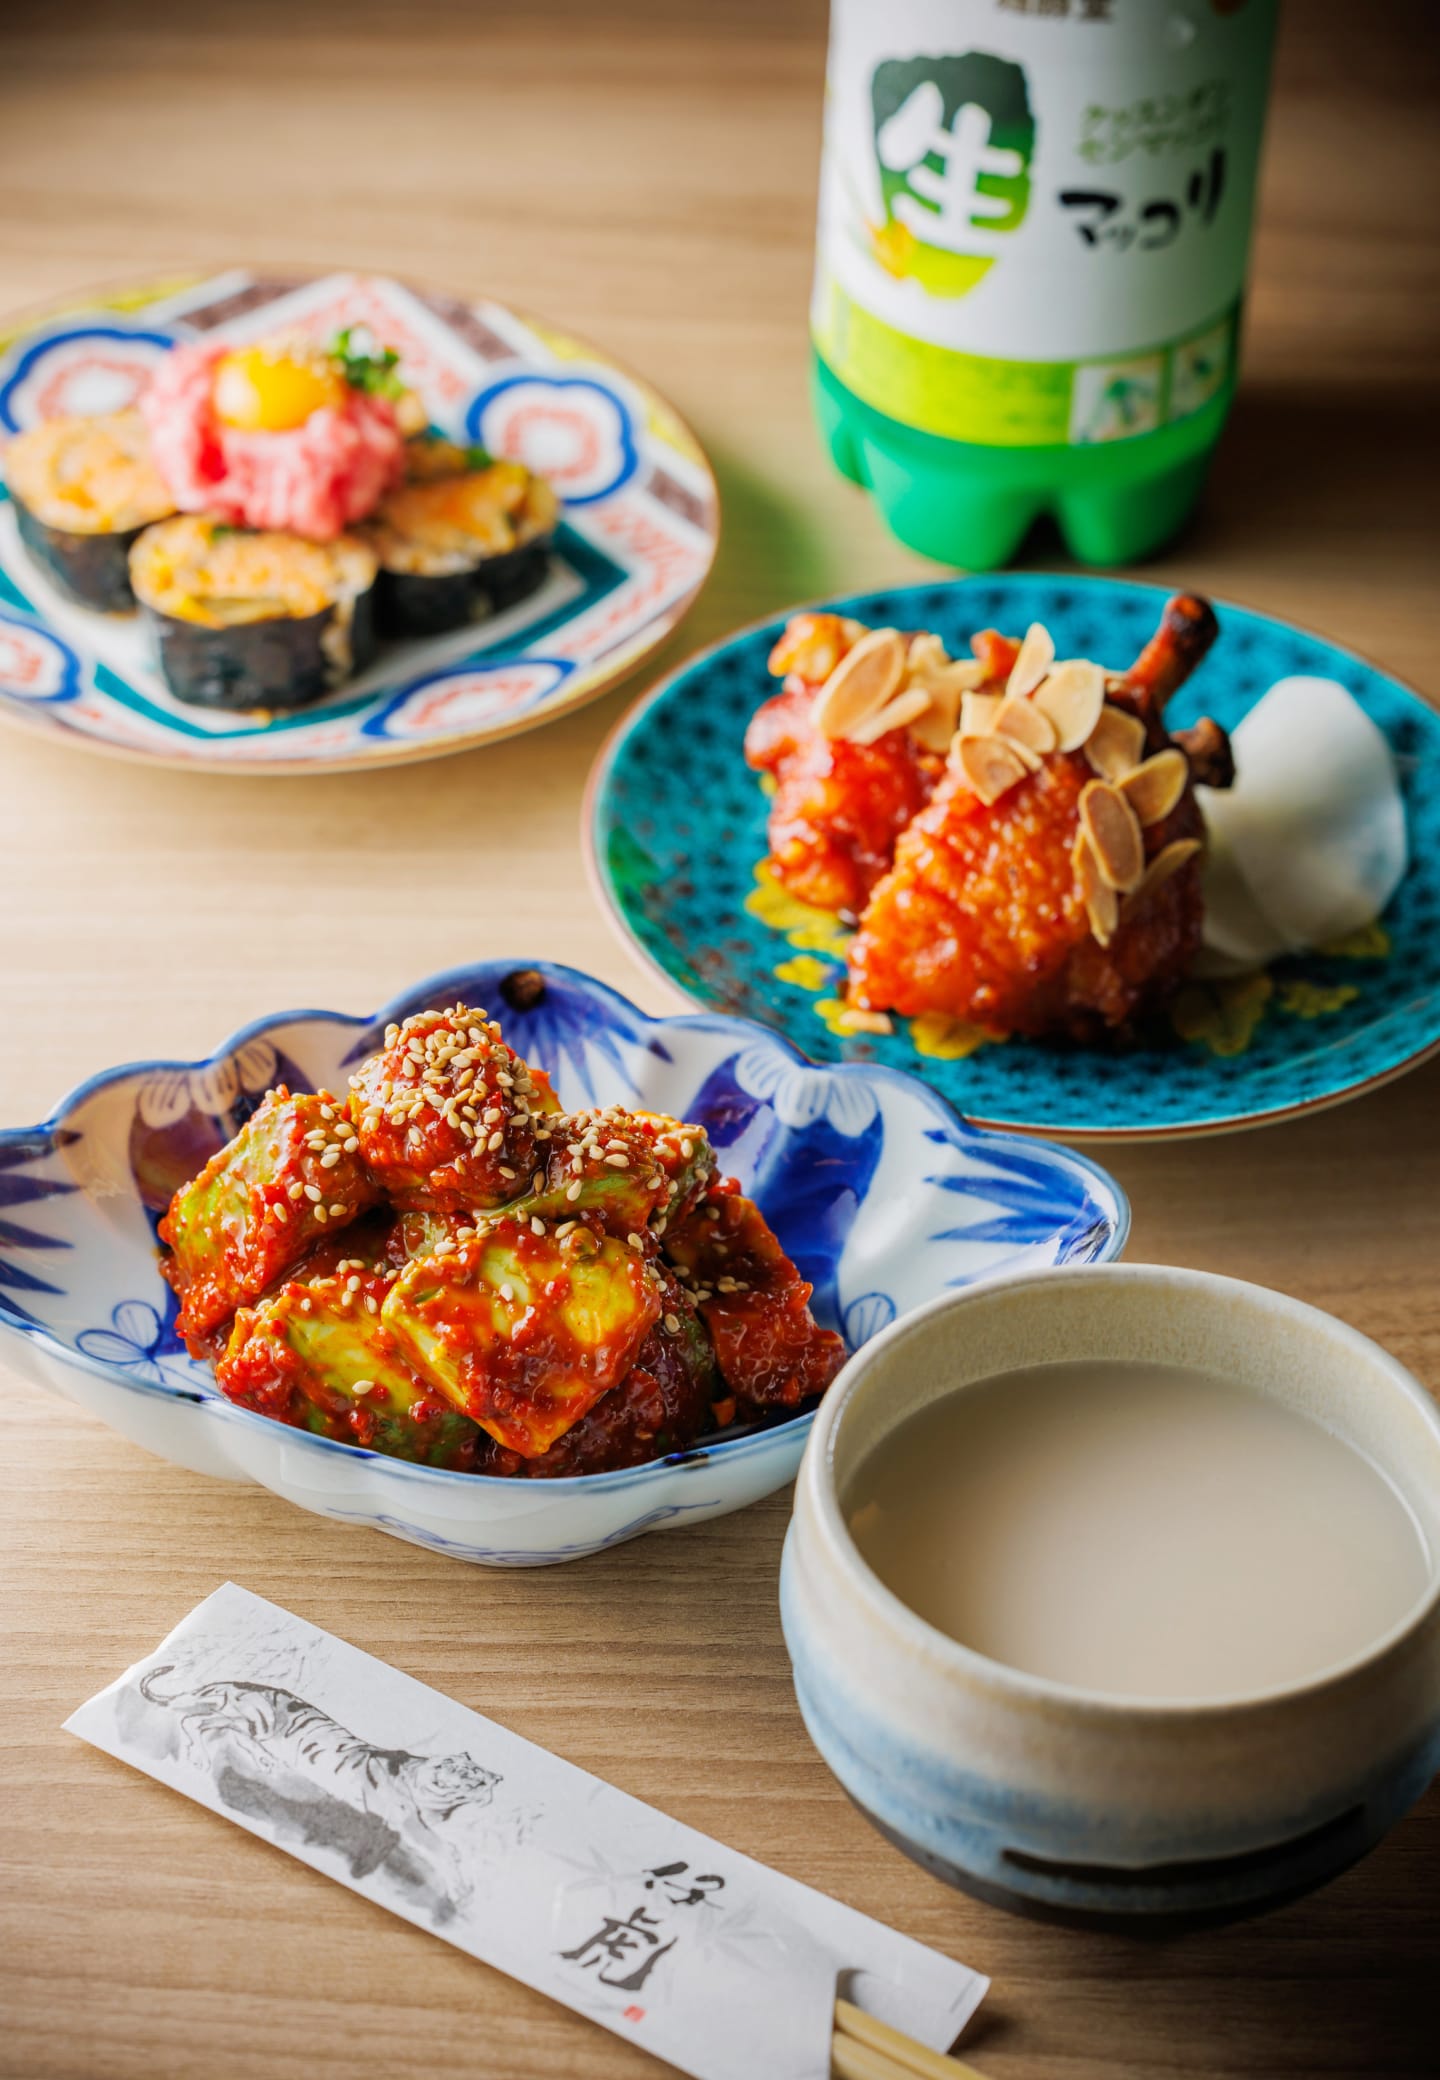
[2,3,1437,2076]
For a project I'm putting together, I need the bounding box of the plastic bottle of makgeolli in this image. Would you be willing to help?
[811,0,1278,567]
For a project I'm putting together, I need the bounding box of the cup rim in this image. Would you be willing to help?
[801,1262,1440,1721]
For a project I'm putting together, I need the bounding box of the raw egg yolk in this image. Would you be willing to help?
[212,348,347,433]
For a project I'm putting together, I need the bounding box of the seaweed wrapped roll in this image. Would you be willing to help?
[129,515,378,711]
[362,437,559,637]
[3,409,175,611]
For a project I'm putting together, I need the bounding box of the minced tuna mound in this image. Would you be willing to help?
[142,341,405,541]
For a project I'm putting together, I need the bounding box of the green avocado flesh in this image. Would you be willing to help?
[257,1284,477,1465]
[380,1222,659,1446]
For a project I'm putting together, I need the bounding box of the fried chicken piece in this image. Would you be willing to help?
[847,597,1227,1042]
[743,612,1007,916]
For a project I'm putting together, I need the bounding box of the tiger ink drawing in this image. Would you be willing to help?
[66,1583,986,2080]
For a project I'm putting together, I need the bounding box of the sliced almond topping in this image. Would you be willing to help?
[1079,780,1145,894]
[958,690,1003,738]
[1033,659,1106,751]
[1071,830,1117,947]
[845,685,934,747]
[814,626,906,740]
[1126,836,1204,910]
[1119,747,1189,827]
[995,696,1057,758]
[908,686,963,753]
[907,632,987,695]
[907,631,948,674]
[957,733,1029,805]
[1000,735,1044,772]
[1005,621,1055,700]
[1084,703,1147,780]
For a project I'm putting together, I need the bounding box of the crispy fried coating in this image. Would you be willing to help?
[848,702,1207,1041]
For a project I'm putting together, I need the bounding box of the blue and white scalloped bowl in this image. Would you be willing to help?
[0,962,1126,1566]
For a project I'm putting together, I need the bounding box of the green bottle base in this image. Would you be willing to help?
[812,351,1234,571]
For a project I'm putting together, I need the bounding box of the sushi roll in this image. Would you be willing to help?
[362,437,559,638]
[3,409,175,611]
[129,515,379,711]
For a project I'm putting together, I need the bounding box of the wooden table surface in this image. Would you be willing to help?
[2,3,1437,2075]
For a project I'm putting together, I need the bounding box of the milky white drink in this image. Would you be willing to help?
[847,1361,1431,1702]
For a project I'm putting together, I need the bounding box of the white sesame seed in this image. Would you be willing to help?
[329,1202,346,1217]
[487,1130,505,1151]
[627,1232,644,1249]
[530,1216,544,1236]
[288,1181,305,1200]
[664,1313,681,1333]
[605,1154,630,1169]
[303,1184,322,1202]
[320,1148,342,1169]
[313,1207,328,1224]
[566,1181,582,1201]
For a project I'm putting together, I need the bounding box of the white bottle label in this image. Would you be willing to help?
[813,0,1277,447]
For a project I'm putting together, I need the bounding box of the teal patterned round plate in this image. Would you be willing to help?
[586,573,1440,1141]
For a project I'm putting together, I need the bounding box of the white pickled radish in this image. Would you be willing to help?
[1198,676,1407,974]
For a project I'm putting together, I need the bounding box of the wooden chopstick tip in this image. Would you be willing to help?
[833,1996,989,2080]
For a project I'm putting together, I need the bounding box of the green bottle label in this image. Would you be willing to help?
[812,0,1276,449]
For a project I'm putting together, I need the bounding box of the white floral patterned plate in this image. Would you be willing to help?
[0,270,717,773]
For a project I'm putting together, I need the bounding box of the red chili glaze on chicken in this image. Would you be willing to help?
[349,1004,549,1212]
[746,680,939,915]
[847,688,1208,1042]
[744,618,1025,917]
[745,614,941,915]
[663,1179,846,1414]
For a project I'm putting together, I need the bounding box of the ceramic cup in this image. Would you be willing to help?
[780,1264,1440,1927]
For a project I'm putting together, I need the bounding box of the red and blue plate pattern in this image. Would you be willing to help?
[0,271,717,771]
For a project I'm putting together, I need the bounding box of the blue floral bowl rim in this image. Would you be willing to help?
[582,570,1440,1143]
[0,958,1131,1495]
